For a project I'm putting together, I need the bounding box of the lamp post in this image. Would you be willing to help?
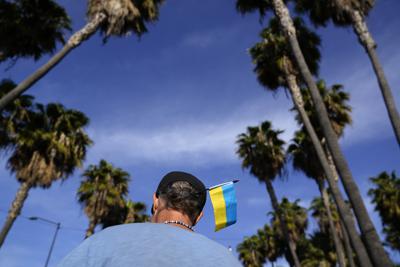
[29,216,61,267]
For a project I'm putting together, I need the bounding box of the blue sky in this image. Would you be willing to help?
[0,0,399,266]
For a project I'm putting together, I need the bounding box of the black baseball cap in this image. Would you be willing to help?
[155,171,207,208]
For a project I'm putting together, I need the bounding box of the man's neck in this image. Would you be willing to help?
[155,209,194,231]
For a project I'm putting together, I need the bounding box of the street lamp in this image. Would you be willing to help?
[29,216,61,267]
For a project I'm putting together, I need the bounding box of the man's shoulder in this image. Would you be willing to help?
[57,223,241,267]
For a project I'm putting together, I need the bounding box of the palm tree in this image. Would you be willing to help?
[237,235,266,267]
[249,11,367,265]
[310,197,342,244]
[78,159,130,238]
[310,197,357,267]
[236,0,387,264]
[236,121,301,267]
[249,17,321,94]
[288,132,348,267]
[287,80,353,267]
[0,103,92,247]
[368,171,400,252]
[294,0,400,147]
[303,232,336,267]
[297,81,352,138]
[257,224,284,265]
[238,224,284,267]
[270,198,308,266]
[0,0,71,63]
[0,0,165,110]
[124,200,149,224]
[100,199,149,228]
[271,198,308,244]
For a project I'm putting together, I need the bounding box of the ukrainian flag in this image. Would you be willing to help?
[209,181,238,231]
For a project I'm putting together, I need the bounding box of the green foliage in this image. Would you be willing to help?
[249,17,321,91]
[236,121,286,183]
[0,0,71,62]
[293,0,375,28]
[87,0,164,38]
[310,197,341,235]
[237,198,351,266]
[101,199,149,228]
[298,80,352,137]
[297,235,333,267]
[287,130,323,181]
[236,0,273,19]
[6,102,92,188]
[368,171,400,251]
[237,224,283,267]
[0,79,34,150]
[237,235,267,267]
[78,160,131,229]
[270,198,308,243]
[287,80,352,180]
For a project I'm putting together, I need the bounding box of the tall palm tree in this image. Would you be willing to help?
[288,132,348,267]
[294,0,400,147]
[0,0,165,110]
[78,159,130,238]
[368,171,400,252]
[236,121,301,267]
[236,0,388,265]
[287,80,353,267]
[310,197,357,267]
[270,198,308,266]
[0,0,71,63]
[0,103,92,247]
[249,13,367,265]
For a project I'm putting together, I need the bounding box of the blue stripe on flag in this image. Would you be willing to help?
[222,183,237,227]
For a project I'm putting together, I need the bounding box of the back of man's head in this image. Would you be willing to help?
[154,171,206,225]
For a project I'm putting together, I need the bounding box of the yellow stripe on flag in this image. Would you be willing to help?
[209,186,227,231]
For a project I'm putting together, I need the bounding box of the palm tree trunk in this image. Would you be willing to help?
[340,219,356,267]
[323,140,339,182]
[317,180,347,267]
[0,181,32,248]
[0,12,107,111]
[282,56,372,266]
[271,1,391,266]
[322,153,357,267]
[264,179,301,267]
[85,218,97,238]
[351,9,400,146]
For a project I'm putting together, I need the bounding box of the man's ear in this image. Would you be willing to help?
[194,211,204,226]
[152,193,159,213]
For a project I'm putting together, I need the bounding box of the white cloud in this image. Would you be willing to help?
[87,97,297,166]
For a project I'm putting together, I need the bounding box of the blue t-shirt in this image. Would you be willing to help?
[57,223,241,267]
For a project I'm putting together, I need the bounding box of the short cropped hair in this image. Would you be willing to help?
[158,181,205,224]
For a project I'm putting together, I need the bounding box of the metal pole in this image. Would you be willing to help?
[44,222,60,267]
